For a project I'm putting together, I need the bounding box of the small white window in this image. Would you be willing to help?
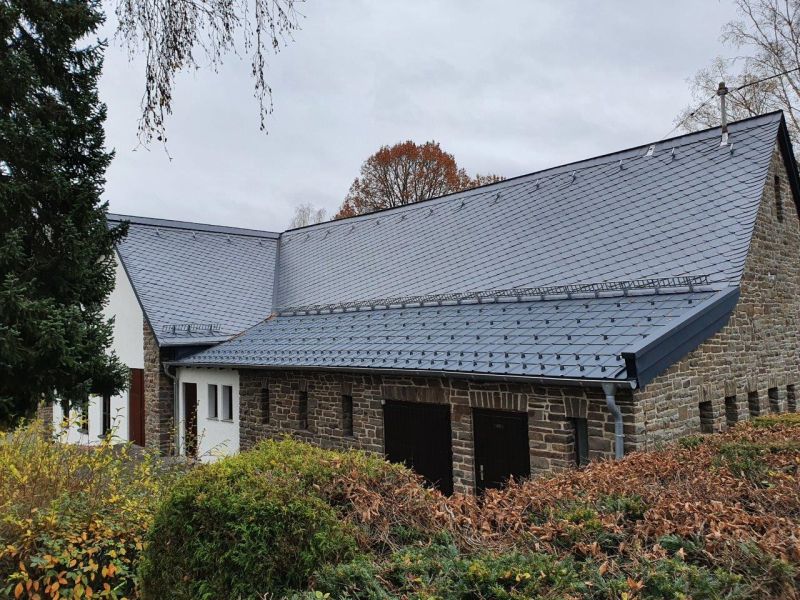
[208,384,218,419]
[222,385,234,421]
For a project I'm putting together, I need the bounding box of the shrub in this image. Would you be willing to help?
[0,419,180,599]
[753,413,800,427]
[147,417,800,599]
[139,437,438,600]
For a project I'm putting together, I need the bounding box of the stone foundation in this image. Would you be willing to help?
[239,369,629,493]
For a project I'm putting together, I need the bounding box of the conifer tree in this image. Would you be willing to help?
[0,0,127,424]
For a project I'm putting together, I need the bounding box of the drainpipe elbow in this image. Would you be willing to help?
[602,382,624,460]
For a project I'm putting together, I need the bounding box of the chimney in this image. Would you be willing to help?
[717,81,729,146]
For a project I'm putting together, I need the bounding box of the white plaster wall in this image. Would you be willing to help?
[54,252,144,443]
[177,367,240,461]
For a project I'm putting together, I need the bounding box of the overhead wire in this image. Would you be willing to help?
[661,65,800,140]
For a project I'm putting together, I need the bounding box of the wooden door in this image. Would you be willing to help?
[128,369,145,446]
[473,409,530,493]
[383,400,453,494]
[183,383,198,458]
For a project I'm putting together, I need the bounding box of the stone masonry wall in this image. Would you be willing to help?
[143,323,174,453]
[633,145,800,446]
[240,369,632,494]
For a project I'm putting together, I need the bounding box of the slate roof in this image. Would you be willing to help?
[156,113,795,386]
[275,113,782,310]
[178,287,738,385]
[109,215,279,346]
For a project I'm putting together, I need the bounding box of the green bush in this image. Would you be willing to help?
[139,437,422,600]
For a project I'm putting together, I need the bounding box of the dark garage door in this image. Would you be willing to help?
[383,400,453,494]
[473,408,530,493]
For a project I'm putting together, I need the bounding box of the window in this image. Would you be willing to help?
[222,385,233,421]
[768,387,781,413]
[774,175,784,222]
[699,400,714,433]
[298,390,308,430]
[101,393,111,436]
[748,391,761,417]
[788,385,797,413]
[571,417,589,467]
[261,387,270,424]
[724,396,738,427]
[341,395,354,437]
[78,398,89,434]
[207,384,218,419]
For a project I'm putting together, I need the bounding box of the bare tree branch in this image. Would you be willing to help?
[679,0,800,146]
[115,0,302,143]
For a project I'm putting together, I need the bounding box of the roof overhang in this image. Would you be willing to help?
[168,361,636,389]
[621,286,740,388]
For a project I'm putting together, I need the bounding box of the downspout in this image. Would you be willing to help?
[602,382,624,460]
[162,362,180,456]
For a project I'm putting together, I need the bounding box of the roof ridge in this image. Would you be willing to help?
[108,213,280,239]
[283,112,784,235]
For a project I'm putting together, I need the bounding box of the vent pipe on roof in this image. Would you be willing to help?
[717,81,729,146]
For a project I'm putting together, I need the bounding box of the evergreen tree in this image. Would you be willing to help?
[0,0,128,425]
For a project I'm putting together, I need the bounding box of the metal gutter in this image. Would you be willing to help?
[622,286,740,388]
[166,361,637,389]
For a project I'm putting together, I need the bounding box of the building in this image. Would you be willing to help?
[55,112,800,494]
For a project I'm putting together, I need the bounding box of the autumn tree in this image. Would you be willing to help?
[289,203,327,228]
[335,141,505,219]
[678,0,800,142]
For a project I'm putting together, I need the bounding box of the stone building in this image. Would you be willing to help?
[57,113,800,495]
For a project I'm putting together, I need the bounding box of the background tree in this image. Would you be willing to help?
[678,0,800,142]
[334,141,505,219]
[0,0,128,424]
[289,203,327,228]
[116,0,302,142]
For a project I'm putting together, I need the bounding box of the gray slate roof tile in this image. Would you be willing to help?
[178,290,720,380]
[154,114,788,384]
[275,114,780,310]
[109,215,279,346]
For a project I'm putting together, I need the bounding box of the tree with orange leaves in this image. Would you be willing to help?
[334,141,504,219]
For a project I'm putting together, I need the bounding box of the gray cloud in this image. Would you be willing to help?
[100,0,739,231]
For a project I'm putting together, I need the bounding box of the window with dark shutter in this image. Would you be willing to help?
[774,175,784,222]
[222,385,234,421]
[571,417,589,466]
[341,395,354,436]
[298,391,308,430]
[101,393,111,436]
[78,398,89,434]
[261,387,270,424]
[208,384,218,419]
[724,396,738,427]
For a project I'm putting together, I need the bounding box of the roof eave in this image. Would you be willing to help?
[167,361,637,389]
[622,286,740,388]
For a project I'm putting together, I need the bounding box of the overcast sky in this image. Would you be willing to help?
[100,1,740,231]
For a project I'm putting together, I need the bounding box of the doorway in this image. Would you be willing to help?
[128,368,145,446]
[383,400,453,494]
[183,382,198,457]
[473,409,530,492]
